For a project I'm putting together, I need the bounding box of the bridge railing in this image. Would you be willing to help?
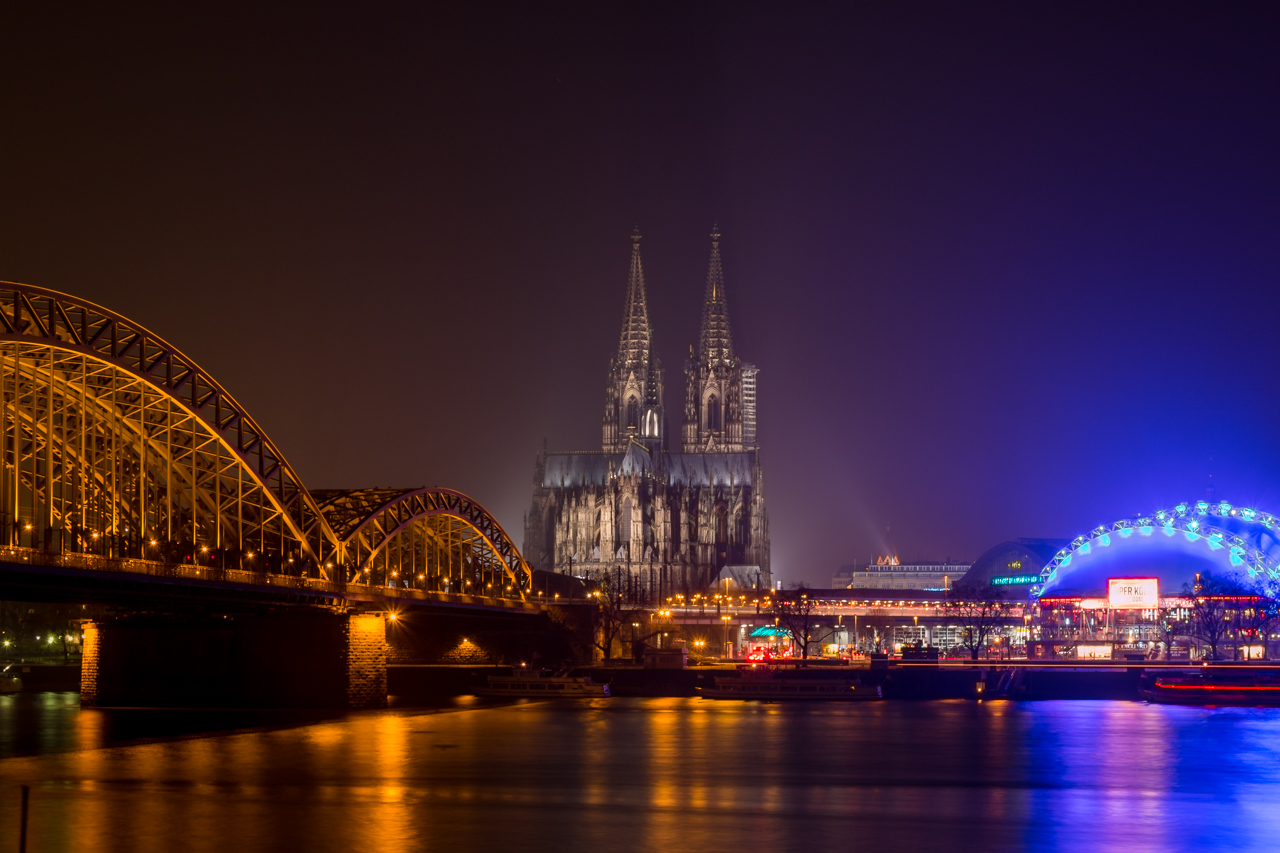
[0,544,332,589]
[0,545,535,609]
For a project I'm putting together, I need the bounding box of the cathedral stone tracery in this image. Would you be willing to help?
[523,227,770,597]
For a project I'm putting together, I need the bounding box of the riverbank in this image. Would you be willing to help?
[5,661,1233,705]
[387,662,1152,701]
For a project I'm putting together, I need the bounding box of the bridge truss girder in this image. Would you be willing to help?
[316,487,531,595]
[0,286,336,568]
[0,283,532,600]
[0,343,307,573]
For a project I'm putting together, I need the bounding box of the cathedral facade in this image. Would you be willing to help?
[523,228,770,597]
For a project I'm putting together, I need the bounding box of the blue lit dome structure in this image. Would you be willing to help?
[960,539,1068,590]
[1037,501,1280,599]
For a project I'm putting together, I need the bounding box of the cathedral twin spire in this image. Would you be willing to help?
[604,226,755,455]
[603,228,663,452]
[685,225,755,453]
[699,225,735,368]
[615,227,652,373]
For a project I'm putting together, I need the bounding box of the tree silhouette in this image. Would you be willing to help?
[1182,572,1247,661]
[772,584,821,659]
[1232,577,1280,659]
[590,571,647,662]
[950,581,1011,661]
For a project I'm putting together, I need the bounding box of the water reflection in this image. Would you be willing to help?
[2,697,1279,852]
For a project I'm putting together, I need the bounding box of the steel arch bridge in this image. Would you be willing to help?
[0,281,531,600]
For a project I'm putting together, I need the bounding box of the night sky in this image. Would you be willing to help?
[2,4,1278,584]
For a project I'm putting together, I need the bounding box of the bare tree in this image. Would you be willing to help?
[772,584,821,659]
[1229,576,1279,659]
[1158,609,1187,659]
[1183,573,1247,661]
[590,571,647,662]
[950,581,1011,661]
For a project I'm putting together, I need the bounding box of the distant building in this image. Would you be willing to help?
[523,228,769,596]
[832,559,969,592]
[958,538,1070,592]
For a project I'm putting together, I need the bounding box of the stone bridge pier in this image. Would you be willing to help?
[80,611,387,709]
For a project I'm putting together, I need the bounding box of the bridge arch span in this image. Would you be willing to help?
[0,282,530,598]
[315,487,530,593]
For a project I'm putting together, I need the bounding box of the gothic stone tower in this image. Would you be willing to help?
[682,226,759,453]
[602,229,666,453]
[524,228,770,597]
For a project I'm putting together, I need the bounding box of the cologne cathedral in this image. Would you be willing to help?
[523,228,770,597]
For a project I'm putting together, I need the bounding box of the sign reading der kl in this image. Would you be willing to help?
[1108,578,1159,609]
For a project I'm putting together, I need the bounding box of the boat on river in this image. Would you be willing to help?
[1140,669,1280,705]
[0,668,20,693]
[477,672,609,698]
[700,666,882,701]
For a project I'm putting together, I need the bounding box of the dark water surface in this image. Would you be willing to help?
[2,694,1279,852]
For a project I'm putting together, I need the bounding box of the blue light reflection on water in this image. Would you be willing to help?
[1020,701,1280,850]
[1,695,1279,852]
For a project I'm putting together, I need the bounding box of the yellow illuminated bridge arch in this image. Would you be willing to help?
[0,282,531,600]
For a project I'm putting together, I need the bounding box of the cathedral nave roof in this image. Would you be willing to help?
[543,450,756,488]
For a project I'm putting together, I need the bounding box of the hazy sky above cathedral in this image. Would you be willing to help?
[2,4,1278,583]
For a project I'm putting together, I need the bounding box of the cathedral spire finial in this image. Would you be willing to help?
[699,226,733,366]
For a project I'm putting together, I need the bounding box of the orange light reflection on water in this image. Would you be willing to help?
[1,697,1279,851]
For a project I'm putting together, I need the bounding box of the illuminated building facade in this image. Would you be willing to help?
[831,561,969,592]
[1030,501,1280,660]
[523,228,770,595]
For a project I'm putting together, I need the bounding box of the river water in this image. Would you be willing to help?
[2,693,1278,851]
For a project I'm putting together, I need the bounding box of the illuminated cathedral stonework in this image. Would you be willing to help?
[523,228,770,596]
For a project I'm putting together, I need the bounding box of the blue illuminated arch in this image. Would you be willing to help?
[1038,500,1280,597]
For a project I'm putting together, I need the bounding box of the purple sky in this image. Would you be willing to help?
[2,4,1278,584]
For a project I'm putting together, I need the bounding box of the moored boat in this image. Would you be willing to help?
[477,672,609,698]
[700,666,882,701]
[1141,669,1280,705]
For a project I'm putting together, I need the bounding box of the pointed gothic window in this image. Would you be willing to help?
[620,498,632,556]
[707,395,721,431]
[643,409,658,437]
[626,398,638,429]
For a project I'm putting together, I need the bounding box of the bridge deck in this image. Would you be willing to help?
[0,546,544,614]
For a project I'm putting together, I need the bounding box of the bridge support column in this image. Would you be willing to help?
[79,611,387,709]
[79,622,102,705]
[344,612,388,709]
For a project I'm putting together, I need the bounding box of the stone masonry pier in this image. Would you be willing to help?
[80,611,387,709]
